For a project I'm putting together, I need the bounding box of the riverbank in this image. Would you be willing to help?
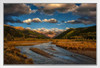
[4,39,50,64]
[16,42,96,64]
[4,39,96,64]
[52,39,96,59]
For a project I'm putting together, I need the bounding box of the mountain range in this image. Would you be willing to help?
[4,25,49,40]
[4,24,96,40]
[55,26,96,39]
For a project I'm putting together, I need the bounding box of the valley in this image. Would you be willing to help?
[4,25,96,64]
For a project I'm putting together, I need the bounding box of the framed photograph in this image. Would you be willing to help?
[0,0,100,68]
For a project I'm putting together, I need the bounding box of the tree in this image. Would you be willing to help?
[6,33,13,41]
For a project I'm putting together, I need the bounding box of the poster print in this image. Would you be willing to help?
[4,3,96,64]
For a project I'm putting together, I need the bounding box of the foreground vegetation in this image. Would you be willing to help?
[4,44,33,64]
[52,39,96,59]
[4,25,50,64]
[4,39,50,64]
[53,26,96,59]
[4,39,96,64]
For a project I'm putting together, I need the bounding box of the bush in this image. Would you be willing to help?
[25,58,33,64]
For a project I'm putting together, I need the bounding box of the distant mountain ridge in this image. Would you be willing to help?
[4,25,49,40]
[55,26,96,39]
[4,25,96,40]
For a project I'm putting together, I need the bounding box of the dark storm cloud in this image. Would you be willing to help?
[4,4,34,16]
[4,4,34,24]
[34,3,96,24]
[34,4,78,15]
[74,4,96,17]
[67,16,96,24]
[67,4,96,24]
[4,3,96,25]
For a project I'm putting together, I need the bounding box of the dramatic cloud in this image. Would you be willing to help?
[4,3,96,25]
[4,4,34,16]
[74,4,96,17]
[42,18,58,23]
[32,18,42,23]
[4,4,35,24]
[34,4,78,15]
[23,18,42,23]
[23,19,32,23]
[71,3,96,24]
[67,17,96,24]
[23,18,57,23]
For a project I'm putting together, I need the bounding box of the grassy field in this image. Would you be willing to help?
[4,39,50,64]
[5,40,50,46]
[52,39,96,59]
[4,39,96,64]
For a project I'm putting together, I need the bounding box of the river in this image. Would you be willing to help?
[16,42,96,64]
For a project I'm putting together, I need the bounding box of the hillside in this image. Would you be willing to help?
[55,26,96,39]
[4,25,49,40]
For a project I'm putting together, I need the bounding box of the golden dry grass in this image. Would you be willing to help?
[4,39,96,64]
[5,40,50,46]
[30,48,52,58]
[4,46,33,64]
[4,39,50,64]
[52,39,96,50]
[52,39,96,59]
[69,50,96,59]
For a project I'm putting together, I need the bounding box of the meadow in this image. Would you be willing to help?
[4,39,50,64]
[4,38,96,64]
[52,39,96,59]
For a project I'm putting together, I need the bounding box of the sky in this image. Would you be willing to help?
[4,3,96,31]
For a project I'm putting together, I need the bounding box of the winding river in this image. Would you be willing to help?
[16,42,96,64]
